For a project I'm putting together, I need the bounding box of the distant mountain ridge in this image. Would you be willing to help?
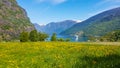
[34,20,77,35]
[0,0,35,41]
[61,7,120,36]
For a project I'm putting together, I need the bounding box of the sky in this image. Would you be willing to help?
[17,0,120,25]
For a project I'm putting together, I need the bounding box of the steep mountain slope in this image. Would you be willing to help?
[61,7,120,36]
[0,0,35,41]
[34,20,77,35]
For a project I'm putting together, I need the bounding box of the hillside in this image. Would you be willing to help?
[60,7,120,36]
[34,20,77,35]
[0,0,35,41]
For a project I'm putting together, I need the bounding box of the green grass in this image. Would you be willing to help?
[0,42,120,68]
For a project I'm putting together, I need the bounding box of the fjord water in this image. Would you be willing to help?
[48,35,88,42]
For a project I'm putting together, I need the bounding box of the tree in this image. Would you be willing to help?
[29,30,38,42]
[109,31,120,42]
[38,32,49,41]
[20,31,29,42]
[57,38,64,42]
[65,38,70,42]
[51,33,57,41]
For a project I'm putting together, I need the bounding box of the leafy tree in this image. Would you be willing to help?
[38,32,49,41]
[51,33,57,41]
[65,38,70,42]
[29,30,38,42]
[57,38,64,42]
[20,31,29,42]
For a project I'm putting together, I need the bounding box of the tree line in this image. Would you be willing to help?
[20,30,70,42]
[20,30,48,42]
[100,30,120,42]
[88,30,120,42]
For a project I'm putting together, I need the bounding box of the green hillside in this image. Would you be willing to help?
[60,7,120,37]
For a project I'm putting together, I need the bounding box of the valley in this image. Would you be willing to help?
[0,0,120,68]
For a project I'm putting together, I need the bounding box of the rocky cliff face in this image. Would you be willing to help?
[0,0,35,41]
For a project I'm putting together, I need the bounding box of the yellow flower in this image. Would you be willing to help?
[92,60,97,64]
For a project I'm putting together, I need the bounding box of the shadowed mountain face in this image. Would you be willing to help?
[61,7,120,36]
[0,0,35,41]
[34,20,77,35]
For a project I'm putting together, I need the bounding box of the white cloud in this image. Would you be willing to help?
[36,0,67,5]
[98,0,120,6]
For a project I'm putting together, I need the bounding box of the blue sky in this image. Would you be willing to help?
[17,0,120,25]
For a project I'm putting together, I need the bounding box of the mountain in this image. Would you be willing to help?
[61,7,120,37]
[34,23,44,32]
[34,20,77,35]
[0,0,35,41]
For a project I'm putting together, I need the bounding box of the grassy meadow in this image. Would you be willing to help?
[0,42,120,68]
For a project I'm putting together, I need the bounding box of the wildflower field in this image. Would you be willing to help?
[0,42,120,68]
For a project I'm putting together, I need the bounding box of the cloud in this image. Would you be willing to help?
[97,0,120,6]
[36,0,67,5]
[105,0,120,2]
